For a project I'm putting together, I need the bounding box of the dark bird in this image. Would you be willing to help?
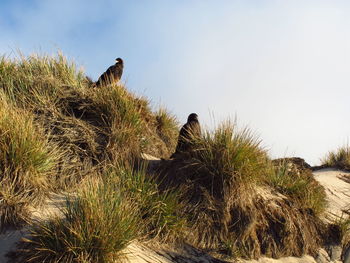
[171,113,201,158]
[95,58,123,87]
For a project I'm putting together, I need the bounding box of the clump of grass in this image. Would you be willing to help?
[268,161,327,216]
[0,177,32,231]
[16,175,138,262]
[321,145,350,170]
[155,108,179,152]
[158,121,326,258]
[90,84,149,161]
[159,121,269,198]
[90,85,178,160]
[15,164,185,262]
[0,53,87,109]
[0,94,57,232]
[116,164,186,241]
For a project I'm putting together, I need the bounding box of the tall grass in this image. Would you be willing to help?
[15,164,185,262]
[321,145,350,170]
[116,164,186,240]
[158,121,326,258]
[0,52,332,260]
[268,162,327,216]
[0,53,177,162]
[0,52,179,236]
[0,93,57,231]
[155,108,179,152]
[0,53,86,109]
[193,121,269,186]
[17,176,138,262]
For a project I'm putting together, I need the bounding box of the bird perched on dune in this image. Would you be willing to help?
[171,113,201,158]
[95,58,123,87]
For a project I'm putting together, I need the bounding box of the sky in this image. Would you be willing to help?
[1,0,350,165]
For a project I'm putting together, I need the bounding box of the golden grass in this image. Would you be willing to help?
[0,52,334,261]
[322,145,350,170]
[0,52,178,235]
[0,94,58,231]
[157,121,326,258]
[13,164,185,262]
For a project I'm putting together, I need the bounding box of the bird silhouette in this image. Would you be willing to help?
[95,58,123,87]
[171,113,201,158]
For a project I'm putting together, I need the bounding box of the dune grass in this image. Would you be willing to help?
[0,52,178,231]
[15,164,185,262]
[0,52,180,261]
[0,93,58,232]
[0,52,177,163]
[0,52,333,261]
[321,145,350,170]
[268,161,327,216]
[158,121,326,258]
[116,164,186,241]
[155,108,179,151]
[17,177,138,262]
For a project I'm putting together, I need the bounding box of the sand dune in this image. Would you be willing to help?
[1,167,349,262]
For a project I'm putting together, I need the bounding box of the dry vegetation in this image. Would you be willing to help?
[321,145,350,170]
[0,52,340,262]
[156,122,327,258]
[0,53,179,261]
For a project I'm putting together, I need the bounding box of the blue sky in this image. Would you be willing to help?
[1,0,350,164]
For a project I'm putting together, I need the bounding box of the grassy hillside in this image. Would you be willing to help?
[0,53,340,262]
[0,53,178,230]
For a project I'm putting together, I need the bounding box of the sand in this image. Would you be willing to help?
[313,168,350,221]
[0,192,66,262]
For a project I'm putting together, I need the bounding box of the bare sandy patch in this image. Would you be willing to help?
[313,168,350,221]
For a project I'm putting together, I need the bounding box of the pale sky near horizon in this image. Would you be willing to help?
[1,0,350,165]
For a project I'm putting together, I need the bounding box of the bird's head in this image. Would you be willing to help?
[115,58,123,64]
[187,113,199,122]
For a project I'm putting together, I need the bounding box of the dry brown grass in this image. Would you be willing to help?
[321,145,350,171]
[156,122,327,259]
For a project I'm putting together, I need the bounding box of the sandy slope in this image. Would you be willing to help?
[0,167,349,262]
[0,193,66,262]
[313,168,350,221]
